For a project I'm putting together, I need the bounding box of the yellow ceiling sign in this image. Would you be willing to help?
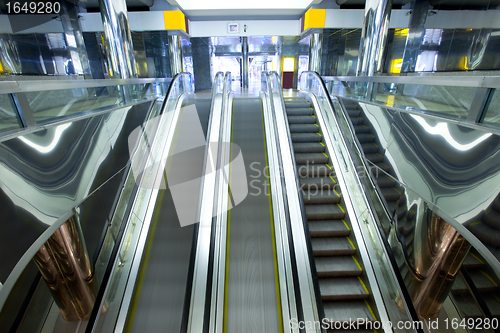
[303,9,326,30]
[164,11,187,32]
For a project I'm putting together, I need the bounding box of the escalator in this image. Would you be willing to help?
[284,97,380,327]
[335,91,500,329]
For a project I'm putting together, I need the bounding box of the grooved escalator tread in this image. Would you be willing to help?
[373,162,391,173]
[350,118,364,126]
[287,116,317,124]
[361,143,379,154]
[285,102,311,108]
[297,164,332,177]
[295,153,329,165]
[452,270,499,294]
[306,204,345,220]
[356,133,376,143]
[322,300,376,323]
[319,277,369,301]
[300,177,336,190]
[467,221,500,248]
[293,142,325,153]
[462,254,485,270]
[376,176,397,188]
[286,108,314,116]
[311,237,355,256]
[315,256,362,277]
[303,190,341,204]
[289,124,319,133]
[483,209,500,229]
[365,153,384,164]
[380,187,401,201]
[308,220,349,237]
[347,110,361,117]
[291,133,322,142]
[354,125,370,134]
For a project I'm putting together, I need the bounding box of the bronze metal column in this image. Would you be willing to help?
[407,213,470,319]
[34,214,96,321]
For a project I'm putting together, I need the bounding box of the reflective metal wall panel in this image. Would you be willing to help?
[354,102,500,254]
[0,101,152,283]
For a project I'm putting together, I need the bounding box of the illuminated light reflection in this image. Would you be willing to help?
[411,115,492,151]
[20,123,72,153]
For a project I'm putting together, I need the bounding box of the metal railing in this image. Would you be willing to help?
[0,77,172,137]
[320,75,500,126]
[261,71,322,332]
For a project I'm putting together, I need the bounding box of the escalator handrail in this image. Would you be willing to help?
[261,72,304,329]
[299,71,423,333]
[181,71,224,333]
[185,71,233,333]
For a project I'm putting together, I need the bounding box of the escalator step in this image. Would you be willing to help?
[483,209,500,230]
[462,253,485,270]
[354,125,370,134]
[303,190,341,204]
[347,110,361,117]
[285,102,311,108]
[350,117,364,126]
[387,200,399,215]
[293,142,325,153]
[315,256,361,277]
[376,176,397,188]
[365,153,384,164]
[374,162,391,173]
[395,203,408,219]
[308,220,349,237]
[467,221,500,248]
[322,300,376,323]
[452,270,499,294]
[381,187,402,201]
[493,197,500,211]
[289,124,319,133]
[312,237,355,256]
[343,104,360,110]
[286,108,314,116]
[295,153,329,165]
[361,143,379,154]
[397,218,415,237]
[356,133,376,143]
[297,164,332,177]
[300,177,336,190]
[287,116,317,124]
[306,204,345,220]
[319,277,369,301]
[291,133,322,142]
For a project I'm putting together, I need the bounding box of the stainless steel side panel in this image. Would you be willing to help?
[358,102,500,223]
